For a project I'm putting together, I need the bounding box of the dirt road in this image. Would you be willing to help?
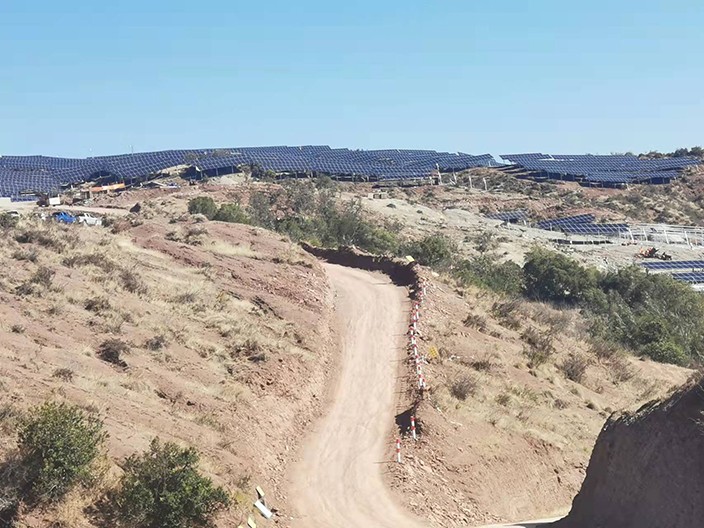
[288,263,561,528]
[289,264,426,528]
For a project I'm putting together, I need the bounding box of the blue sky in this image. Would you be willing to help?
[1,0,702,157]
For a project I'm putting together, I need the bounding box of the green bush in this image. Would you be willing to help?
[187,197,218,220]
[18,402,105,502]
[213,203,249,224]
[520,251,704,366]
[455,255,523,295]
[113,438,229,528]
[402,234,457,268]
[523,248,596,304]
[0,213,19,229]
[641,340,689,366]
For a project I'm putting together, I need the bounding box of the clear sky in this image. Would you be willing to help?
[1,0,702,157]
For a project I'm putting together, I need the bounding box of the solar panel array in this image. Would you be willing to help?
[641,260,704,271]
[501,153,701,186]
[0,146,499,200]
[536,214,596,230]
[533,214,631,238]
[672,272,704,284]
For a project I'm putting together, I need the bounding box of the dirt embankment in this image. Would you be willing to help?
[300,243,421,291]
[554,373,704,528]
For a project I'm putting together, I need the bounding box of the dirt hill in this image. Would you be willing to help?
[0,213,334,526]
[383,277,688,526]
[554,372,704,528]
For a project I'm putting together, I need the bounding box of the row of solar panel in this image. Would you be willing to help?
[641,260,704,271]
[501,152,701,187]
[0,146,499,199]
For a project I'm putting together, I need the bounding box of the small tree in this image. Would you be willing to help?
[187,197,218,220]
[18,402,105,502]
[523,248,596,304]
[213,203,249,224]
[113,438,230,528]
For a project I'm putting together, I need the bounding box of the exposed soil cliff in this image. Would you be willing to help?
[554,373,704,528]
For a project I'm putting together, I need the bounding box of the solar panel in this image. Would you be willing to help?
[672,272,704,284]
[641,260,704,271]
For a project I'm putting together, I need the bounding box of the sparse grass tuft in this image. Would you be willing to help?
[84,296,111,314]
[463,312,488,332]
[97,339,130,369]
[10,324,26,334]
[144,334,168,351]
[491,299,522,330]
[449,375,478,401]
[120,268,147,295]
[559,354,591,384]
[52,368,75,382]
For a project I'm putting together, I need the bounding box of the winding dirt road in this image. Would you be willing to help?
[289,263,560,528]
[290,264,426,528]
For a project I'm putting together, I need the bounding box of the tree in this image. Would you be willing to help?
[523,248,596,304]
[247,191,277,230]
[18,402,106,502]
[113,438,230,528]
[187,197,218,220]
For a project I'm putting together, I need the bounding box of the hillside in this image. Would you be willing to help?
[0,211,334,526]
[0,178,697,527]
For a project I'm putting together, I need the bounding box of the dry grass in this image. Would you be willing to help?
[491,299,523,330]
[559,354,591,384]
[449,375,478,401]
[521,326,556,368]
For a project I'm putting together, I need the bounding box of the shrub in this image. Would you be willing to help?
[608,355,636,384]
[0,213,19,229]
[112,438,230,528]
[449,375,478,401]
[491,299,522,330]
[559,354,590,383]
[84,296,111,314]
[17,402,105,502]
[472,231,499,254]
[455,255,523,295]
[144,335,168,351]
[187,197,218,220]
[402,234,457,268]
[641,340,689,366]
[63,252,117,273]
[214,203,250,224]
[52,368,74,382]
[12,248,38,262]
[463,312,488,332]
[30,266,55,288]
[120,269,147,295]
[97,339,130,368]
[15,229,66,252]
[10,324,25,334]
[523,248,596,304]
[521,327,556,368]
